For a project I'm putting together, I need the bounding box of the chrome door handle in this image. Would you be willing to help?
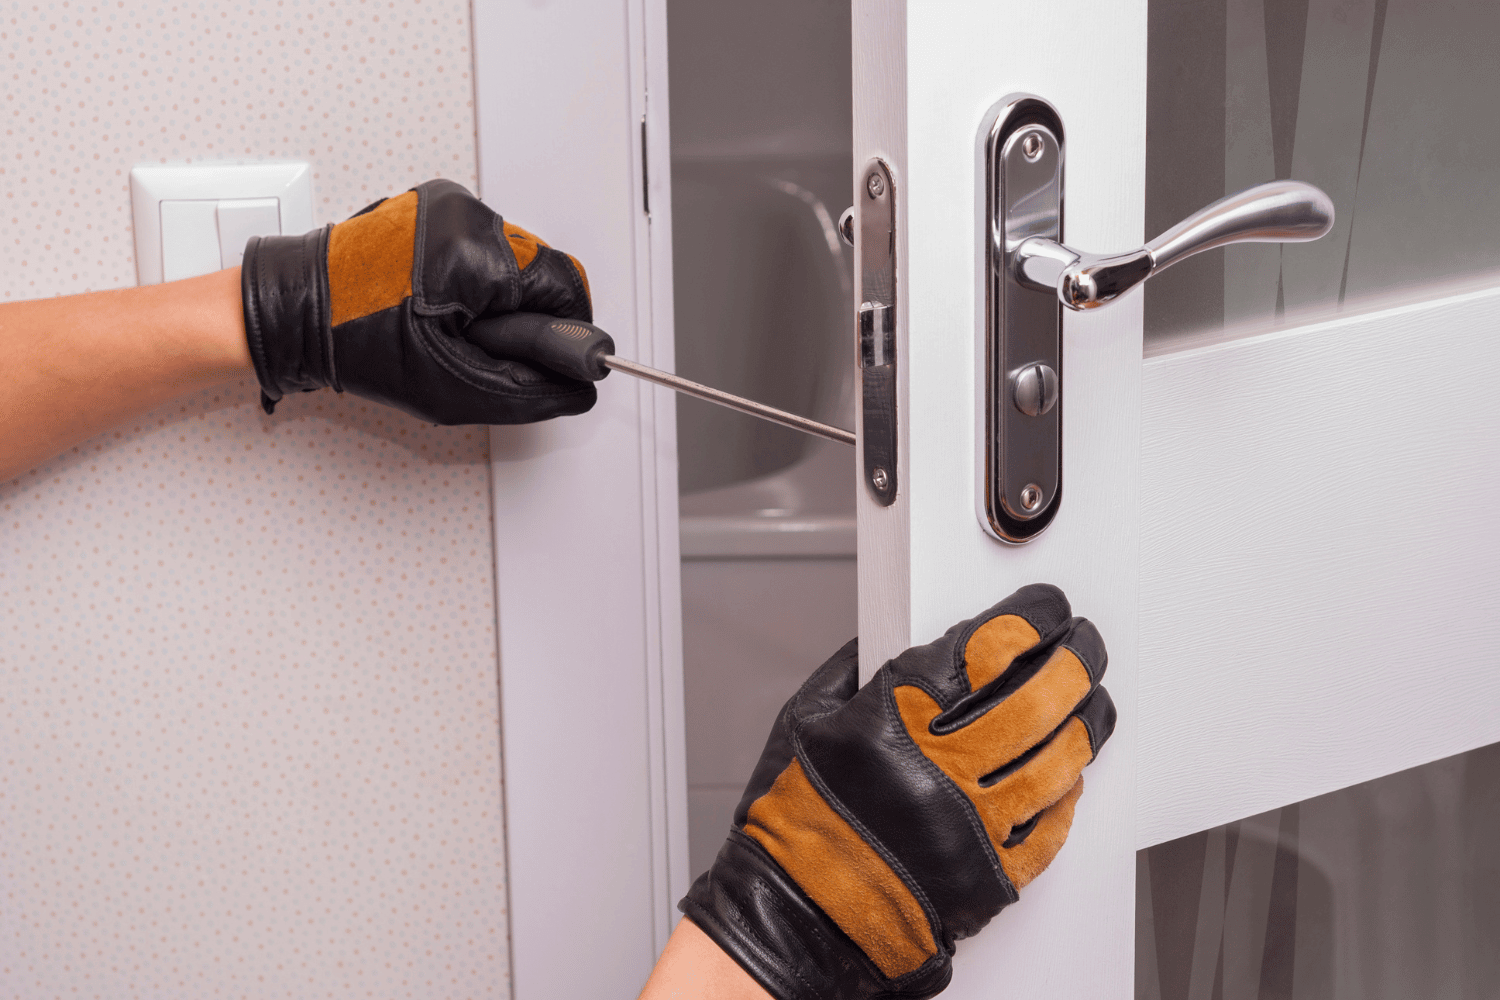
[978,95,1333,545]
[1013,180,1335,310]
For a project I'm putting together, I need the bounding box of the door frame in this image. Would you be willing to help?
[472,2,687,998]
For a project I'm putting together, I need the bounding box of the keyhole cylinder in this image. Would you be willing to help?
[1011,362,1059,417]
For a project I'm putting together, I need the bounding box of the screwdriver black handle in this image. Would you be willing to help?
[466,312,615,382]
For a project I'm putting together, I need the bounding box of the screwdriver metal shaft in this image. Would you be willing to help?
[465,312,856,446]
[602,355,855,446]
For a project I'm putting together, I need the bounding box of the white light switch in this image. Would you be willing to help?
[217,198,282,269]
[160,200,225,283]
[130,162,314,285]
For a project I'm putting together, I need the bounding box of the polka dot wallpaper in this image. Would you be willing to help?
[1,2,514,997]
[2,0,478,298]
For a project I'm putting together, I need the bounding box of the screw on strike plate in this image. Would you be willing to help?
[1020,484,1043,511]
[867,172,886,198]
[872,467,890,492]
[1021,132,1044,161]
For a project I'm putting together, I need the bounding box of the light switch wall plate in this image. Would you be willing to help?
[130,162,314,285]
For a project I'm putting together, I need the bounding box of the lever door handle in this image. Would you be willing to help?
[978,97,1334,545]
[1014,180,1334,310]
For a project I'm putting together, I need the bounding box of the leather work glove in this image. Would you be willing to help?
[682,583,1116,1000]
[241,179,597,424]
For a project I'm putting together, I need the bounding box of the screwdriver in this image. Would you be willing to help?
[466,312,856,446]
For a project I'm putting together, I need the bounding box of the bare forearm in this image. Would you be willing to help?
[638,919,772,1000]
[0,268,252,481]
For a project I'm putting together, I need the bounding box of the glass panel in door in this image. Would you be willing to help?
[1145,0,1500,355]
[1140,3,1500,995]
[666,0,858,881]
[1137,741,1500,1000]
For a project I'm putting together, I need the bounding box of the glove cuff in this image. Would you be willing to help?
[241,227,335,413]
[680,832,952,1000]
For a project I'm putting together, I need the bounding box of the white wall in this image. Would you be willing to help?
[0,3,514,995]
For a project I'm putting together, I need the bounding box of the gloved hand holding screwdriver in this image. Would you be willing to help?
[0,179,1116,1000]
[243,178,601,424]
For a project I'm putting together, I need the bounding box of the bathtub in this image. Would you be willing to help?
[672,156,858,879]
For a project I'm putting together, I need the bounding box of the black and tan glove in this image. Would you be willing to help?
[241,179,597,424]
[681,583,1116,1000]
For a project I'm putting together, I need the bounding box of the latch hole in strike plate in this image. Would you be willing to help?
[977,95,1065,543]
[859,158,897,506]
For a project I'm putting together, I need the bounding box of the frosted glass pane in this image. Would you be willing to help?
[667,0,854,494]
[1146,0,1500,352]
[1136,741,1500,1000]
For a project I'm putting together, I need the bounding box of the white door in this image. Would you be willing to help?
[855,3,1500,998]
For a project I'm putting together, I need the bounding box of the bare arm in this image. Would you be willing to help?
[0,268,252,481]
[638,919,773,1000]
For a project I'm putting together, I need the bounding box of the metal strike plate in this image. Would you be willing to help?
[858,159,897,506]
[978,96,1064,542]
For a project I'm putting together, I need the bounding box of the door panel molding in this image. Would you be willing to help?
[1139,282,1500,848]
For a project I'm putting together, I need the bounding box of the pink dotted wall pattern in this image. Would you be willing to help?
[2,0,478,298]
[3,386,510,998]
[2,2,516,997]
